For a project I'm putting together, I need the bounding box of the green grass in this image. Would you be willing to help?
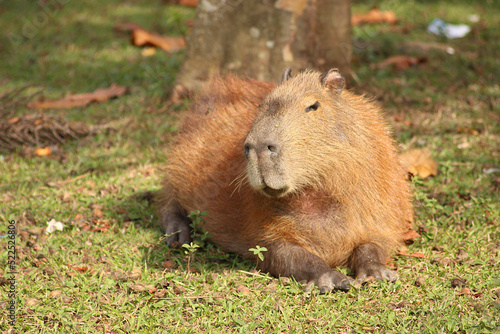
[1,0,499,332]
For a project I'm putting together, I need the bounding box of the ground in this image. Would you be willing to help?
[0,0,499,333]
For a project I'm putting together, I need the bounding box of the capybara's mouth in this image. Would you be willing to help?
[262,186,289,197]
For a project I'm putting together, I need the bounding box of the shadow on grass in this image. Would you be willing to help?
[112,190,256,274]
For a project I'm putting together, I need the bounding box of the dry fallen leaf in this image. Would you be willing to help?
[126,268,142,281]
[49,290,63,298]
[62,296,74,303]
[457,126,479,135]
[415,276,426,287]
[129,282,157,293]
[352,8,397,26]
[456,287,480,297]
[451,278,467,288]
[165,0,198,7]
[397,249,428,258]
[131,28,186,52]
[376,55,427,71]
[402,229,421,243]
[83,219,111,233]
[163,260,175,269]
[400,148,438,179]
[235,284,251,295]
[67,264,89,273]
[28,84,127,110]
[26,298,41,307]
[8,117,20,124]
[74,213,85,221]
[93,207,104,219]
[36,147,52,157]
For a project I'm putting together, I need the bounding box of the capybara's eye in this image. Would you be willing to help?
[306,101,320,112]
[244,144,250,158]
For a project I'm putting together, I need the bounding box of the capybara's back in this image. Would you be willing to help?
[159,68,413,293]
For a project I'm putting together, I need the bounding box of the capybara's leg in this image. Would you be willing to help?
[158,202,191,246]
[261,242,353,293]
[349,243,398,282]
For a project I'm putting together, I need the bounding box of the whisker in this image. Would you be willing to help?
[230,170,247,197]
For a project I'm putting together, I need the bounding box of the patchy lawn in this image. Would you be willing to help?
[1,0,499,332]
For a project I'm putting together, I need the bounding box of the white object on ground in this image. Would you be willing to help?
[46,219,65,234]
[428,18,471,39]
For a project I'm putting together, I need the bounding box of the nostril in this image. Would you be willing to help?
[267,144,278,152]
[267,144,279,156]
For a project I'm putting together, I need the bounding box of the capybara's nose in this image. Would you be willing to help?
[244,141,280,159]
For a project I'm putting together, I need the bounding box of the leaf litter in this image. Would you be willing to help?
[28,84,127,110]
[0,111,113,152]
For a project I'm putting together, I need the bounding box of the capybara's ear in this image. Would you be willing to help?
[321,69,344,94]
[281,67,293,84]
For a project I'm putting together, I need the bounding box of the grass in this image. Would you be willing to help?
[1,0,499,332]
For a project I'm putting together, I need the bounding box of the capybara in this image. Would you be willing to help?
[158,68,413,293]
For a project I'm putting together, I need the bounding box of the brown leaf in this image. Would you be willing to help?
[67,264,89,273]
[397,249,428,258]
[456,287,472,296]
[264,282,278,293]
[49,290,63,298]
[36,147,52,157]
[129,282,156,293]
[451,278,467,288]
[279,277,291,286]
[62,296,74,303]
[415,276,426,287]
[163,260,175,269]
[93,207,104,218]
[26,298,41,307]
[178,0,198,7]
[43,266,55,276]
[28,84,127,110]
[235,284,251,295]
[57,192,74,203]
[154,289,168,298]
[8,117,20,124]
[431,257,453,266]
[164,0,198,7]
[173,284,186,294]
[400,148,438,179]
[352,8,397,26]
[376,55,427,71]
[74,213,85,221]
[457,126,479,135]
[455,249,469,262]
[83,219,111,233]
[131,28,185,52]
[126,268,142,281]
[402,228,421,242]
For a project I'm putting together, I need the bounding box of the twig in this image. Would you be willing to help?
[238,270,273,280]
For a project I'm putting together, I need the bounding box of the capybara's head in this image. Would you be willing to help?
[244,68,349,198]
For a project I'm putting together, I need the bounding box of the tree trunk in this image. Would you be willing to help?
[173,0,351,95]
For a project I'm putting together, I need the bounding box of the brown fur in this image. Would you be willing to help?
[158,69,413,291]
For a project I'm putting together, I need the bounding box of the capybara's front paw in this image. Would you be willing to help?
[356,263,398,282]
[304,270,353,294]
